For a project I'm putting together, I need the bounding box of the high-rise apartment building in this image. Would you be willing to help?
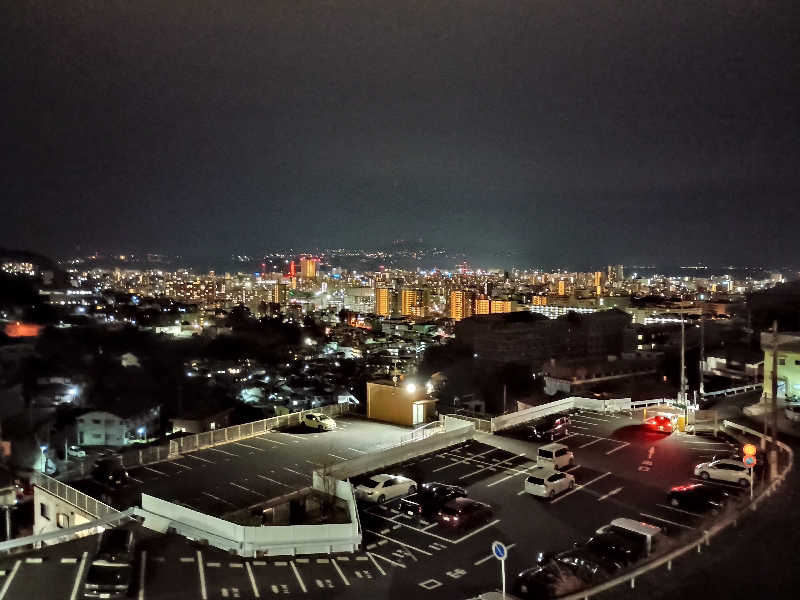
[400,288,427,317]
[475,296,491,315]
[449,290,475,321]
[375,287,392,317]
[558,280,566,296]
[490,299,512,314]
[300,257,318,278]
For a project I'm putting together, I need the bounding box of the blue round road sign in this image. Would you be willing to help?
[492,541,507,560]
[743,455,757,467]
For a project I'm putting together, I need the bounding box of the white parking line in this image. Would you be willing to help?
[138,550,147,600]
[347,448,366,454]
[453,518,501,543]
[576,414,609,422]
[640,513,694,529]
[364,529,433,555]
[290,561,307,592]
[550,472,612,504]
[569,425,590,430]
[129,476,144,484]
[143,466,167,475]
[230,482,261,495]
[245,562,260,598]
[690,477,745,490]
[474,542,516,565]
[185,453,215,464]
[486,463,536,487]
[578,438,604,448]
[208,447,238,457]
[197,551,208,600]
[459,454,525,480]
[233,442,265,452]
[332,558,350,585]
[369,551,406,568]
[170,461,193,470]
[0,560,21,600]
[61,557,78,564]
[267,431,301,443]
[366,552,388,575]
[201,492,237,506]
[284,467,311,478]
[605,442,630,455]
[364,512,452,542]
[433,448,496,472]
[68,552,88,600]
[564,464,582,472]
[656,504,703,517]
[571,418,602,426]
[252,435,287,446]
[328,453,347,460]
[257,474,289,487]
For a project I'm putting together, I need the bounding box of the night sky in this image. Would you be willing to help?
[3,1,798,268]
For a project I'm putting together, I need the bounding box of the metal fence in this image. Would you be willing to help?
[172,403,352,456]
[443,414,492,433]
[32,472,118,519]
[702,382,763,398]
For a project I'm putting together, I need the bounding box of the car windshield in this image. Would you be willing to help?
[362,479,381,488]
[527,476,545,485]
[539,450,553,459]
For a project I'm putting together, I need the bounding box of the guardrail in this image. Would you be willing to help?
[171,403,352,456]
[443,414,492,433]
[32,472,118,519]
[702,382,763,398]
[558,423,793,599]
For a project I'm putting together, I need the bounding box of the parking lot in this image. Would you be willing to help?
[73,416,411,516]
[5,409,751,600]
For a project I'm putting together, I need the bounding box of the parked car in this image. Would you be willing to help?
[595,518,663,556]
[667,483,729,513]
[514,563,582,599]
[399,482,467,517]
[536,443,574,470]
[527,414,571,441]
[435,497,493,529]
[83,562,133,599]
[693,458,751,487]
[303,412,336,431]
[644,415,673,433]
[95,528,135,563]
[67,445,86,459]
[355,474,416,503]
[91,457,129,489]
[581,531,647,566]
[524,467,575,499]
[785,403,800,423]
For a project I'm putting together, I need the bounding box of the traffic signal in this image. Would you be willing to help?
[742,443,757,457]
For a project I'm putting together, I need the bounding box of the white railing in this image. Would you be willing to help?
[32,472,118,519]
[172,403,352,456]
[703,383,763,398]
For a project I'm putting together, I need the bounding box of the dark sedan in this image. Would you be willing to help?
[435,498,493,529]
[667,483,729,513]
[399,482,467,517]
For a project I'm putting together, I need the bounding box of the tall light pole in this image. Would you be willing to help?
[699,314,705,398]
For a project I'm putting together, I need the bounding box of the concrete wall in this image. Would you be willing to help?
[33,486,95,536]
[138,475,362,557]
[491,398,575,432]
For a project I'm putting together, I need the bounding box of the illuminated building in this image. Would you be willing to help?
[558,280,566,296]
[449,290,475,321]
[474,296,491,315]
[490,300,512,314]
[376,287,392,317]
[400,288,427,317]
[300,257,318,278]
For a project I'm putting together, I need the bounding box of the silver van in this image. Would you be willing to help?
[595,518,662,556]
[536,443,574,469]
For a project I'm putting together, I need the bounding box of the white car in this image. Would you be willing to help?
[67,445,86,459]
[355,474,417,503]
[524,466,575,498]
[303,412,336,431]
[694,458,752,486]
[785,404,800,423]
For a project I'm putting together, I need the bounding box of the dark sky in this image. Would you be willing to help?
[3,1,799,268]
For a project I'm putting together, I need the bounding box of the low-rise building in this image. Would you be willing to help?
[762,331,800,400]
[542,353,661,396]
[366,380,436,426]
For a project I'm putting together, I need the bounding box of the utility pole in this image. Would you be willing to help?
[680,311,687,426]
[769,321,779,480]
[699,314,705,398]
